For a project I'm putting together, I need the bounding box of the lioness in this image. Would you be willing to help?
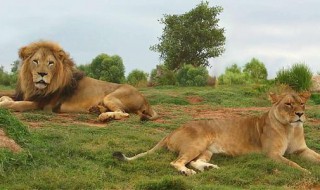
[114,91,320,175]
[0,41,158,121]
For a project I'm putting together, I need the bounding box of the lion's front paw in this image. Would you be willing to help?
[98,112,129,121]
[0,96,14,102]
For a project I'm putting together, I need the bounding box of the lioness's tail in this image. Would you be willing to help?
[113,136,167,161]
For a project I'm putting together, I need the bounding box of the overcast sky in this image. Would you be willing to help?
[1,0,319,78]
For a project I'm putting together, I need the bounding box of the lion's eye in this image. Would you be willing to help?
[285,103,292,107]
[48,61,54,65]
[300,103,305,106]
[33,60,38,65]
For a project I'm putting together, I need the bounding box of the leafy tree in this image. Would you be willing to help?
[127,69,148,87]
[225,64,241,74]
[243,58,268,82]
[151,1,225,70]
[275,63,312,92]
[90,54,125,83]
[176,65,209,86]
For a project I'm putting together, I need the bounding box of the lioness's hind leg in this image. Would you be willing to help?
[170,150,201,176]
[190,150,219,172]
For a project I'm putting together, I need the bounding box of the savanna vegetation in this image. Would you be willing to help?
[1,85,320,189]
[1,1,320,189]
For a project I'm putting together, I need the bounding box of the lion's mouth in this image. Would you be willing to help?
[35,80,48,89]
[292,119,303,123]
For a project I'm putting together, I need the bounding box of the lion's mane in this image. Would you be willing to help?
[16,41,84,109]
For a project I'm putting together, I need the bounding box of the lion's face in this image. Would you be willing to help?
[29,48,57,89]
[270,92,310,126]
[18,41,75,99]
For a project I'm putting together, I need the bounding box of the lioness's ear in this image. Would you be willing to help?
[299,91,311,102]
[18,46,33,60]
[268,92,279,104]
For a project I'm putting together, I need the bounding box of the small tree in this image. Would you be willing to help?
[176,65,209,86]
[243,58,268,82]
[127,69,148,87]
[275,63,313,92]
[90,54,125,83]
[151,1,225,70]
[218,64,248,85]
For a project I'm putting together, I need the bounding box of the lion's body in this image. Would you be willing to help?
[114,91,320,175]
[0,41,158,121]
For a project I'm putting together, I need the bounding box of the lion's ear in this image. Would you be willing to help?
[18,46,33,60]
[268,92,279,104]
[299,91,311,102]
[57,49,74,66]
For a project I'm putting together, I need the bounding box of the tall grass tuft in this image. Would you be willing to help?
[275,63,313,92]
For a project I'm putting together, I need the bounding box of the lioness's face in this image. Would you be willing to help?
[272,92,310,126]
[29,48,57,89]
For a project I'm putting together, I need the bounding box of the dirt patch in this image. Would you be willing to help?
[186,96,203,104]
[0,129,22,153]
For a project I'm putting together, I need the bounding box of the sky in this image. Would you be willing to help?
[0,0,320,79]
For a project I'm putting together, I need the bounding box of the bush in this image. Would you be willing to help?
[89,54,125,83]
[275,63,313,92]
[0,66,17,87]
[149,65,177,86]
[218,71,248,85]
[127,69,148,87]
[176,65,209,86]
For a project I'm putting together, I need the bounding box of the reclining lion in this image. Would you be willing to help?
[0,41,158,121]
[114,91,320,175]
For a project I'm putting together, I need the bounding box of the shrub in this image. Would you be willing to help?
[127,69,148,87]
[218,71,248,85]
[176,65,209,86]
[149,65,177,86]
[275,63,313,92]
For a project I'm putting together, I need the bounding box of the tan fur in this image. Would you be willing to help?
[0,41,158,121]
[114,91,320,175]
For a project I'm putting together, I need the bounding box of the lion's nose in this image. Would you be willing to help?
[295,112,304,117]
[38,72,47,77]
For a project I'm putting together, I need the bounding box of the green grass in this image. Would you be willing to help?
[0,85,320,189]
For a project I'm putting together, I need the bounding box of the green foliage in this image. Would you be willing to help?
[90,54,125,83]
[150,65,177,86]
[127,69,148,87]
[218,64,248,85]
[243,58,268,82]
[151,1,225,70]
[0,65,17,87]
[77,64,92,77]
[276,63,313,92]
[176,65,209,86]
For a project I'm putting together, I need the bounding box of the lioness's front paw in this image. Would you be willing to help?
[179,168,196,176]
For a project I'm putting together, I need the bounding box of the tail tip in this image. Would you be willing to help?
[113,151,126,161]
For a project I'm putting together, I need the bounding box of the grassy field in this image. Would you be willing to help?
[0,85,320,189]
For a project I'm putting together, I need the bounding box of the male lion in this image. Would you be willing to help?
[113,91,320,175]
[0,41,158,121]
